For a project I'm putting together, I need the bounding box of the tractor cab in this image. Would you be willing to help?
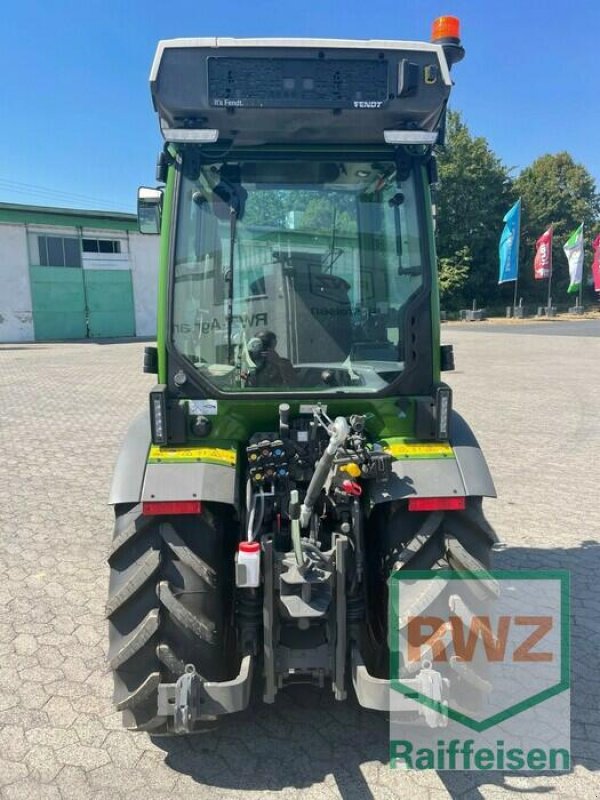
[142,30,462,403]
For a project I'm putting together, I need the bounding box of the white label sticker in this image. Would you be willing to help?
[299,404,327,415]
[188,399,218,416]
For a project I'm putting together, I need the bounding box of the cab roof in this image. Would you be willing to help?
[150,37,453,147]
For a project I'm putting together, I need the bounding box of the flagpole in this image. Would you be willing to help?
[499,198,521,312]
[564,221,584,310]
[578,222,584,308]
[547,223,554,309]
[513,197,522,314]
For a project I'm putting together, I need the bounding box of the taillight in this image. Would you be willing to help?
[149,387,168,445]
[435,385,452,440]
[408,496,466,512]
[142,500,202,516]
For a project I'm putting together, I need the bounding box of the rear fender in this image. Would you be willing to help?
[108,411,151,506]
[369,411,496,505]
[449,411,496,499]
[108,411,238,507]
[141,459,238,507]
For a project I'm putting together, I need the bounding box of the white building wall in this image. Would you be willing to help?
[0,217,160,343]
[0,222,34,342]
[79,226,131,272]
[128,232,160,337]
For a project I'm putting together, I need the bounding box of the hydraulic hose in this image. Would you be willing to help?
[246,479,256,541]
[246,480,265,541]
[299,416,350,528]
[289,489,305,567]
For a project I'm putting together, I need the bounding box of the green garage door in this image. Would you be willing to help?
[30,266,87,340]
[84,270,136,338]
[30,267,136,340]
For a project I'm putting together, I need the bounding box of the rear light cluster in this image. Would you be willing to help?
[408,496,465,512]
[435,385,452,440]
[142,500,202,516]
[150,388,167,445]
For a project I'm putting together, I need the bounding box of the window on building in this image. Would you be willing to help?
[82,238,122,254]
[38,236,82,268]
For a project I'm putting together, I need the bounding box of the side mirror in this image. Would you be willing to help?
[137,186,163,234]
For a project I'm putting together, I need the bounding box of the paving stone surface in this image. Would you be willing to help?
[0,327,599,799]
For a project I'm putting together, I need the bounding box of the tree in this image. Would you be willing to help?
[515,153,600,304]
[243,189,355,234]
[435,111,514,309]
[438,246,471,304]
[297,192,356,235]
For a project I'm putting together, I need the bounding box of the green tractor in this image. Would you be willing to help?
[107,19,498,733]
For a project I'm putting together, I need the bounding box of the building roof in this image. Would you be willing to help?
[0,202,138,232]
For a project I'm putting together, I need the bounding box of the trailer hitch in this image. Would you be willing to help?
[157,656,254,733]
[174,665,203,734]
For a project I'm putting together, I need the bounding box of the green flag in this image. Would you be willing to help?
[563,223,584,294]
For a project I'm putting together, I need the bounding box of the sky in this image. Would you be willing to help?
[1,0,599,213]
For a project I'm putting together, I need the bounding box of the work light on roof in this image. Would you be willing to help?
[383,130,438,146]
[160,125,219,144]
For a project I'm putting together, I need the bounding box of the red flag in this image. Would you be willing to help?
[592,234,600,293]
[533,226,553,280]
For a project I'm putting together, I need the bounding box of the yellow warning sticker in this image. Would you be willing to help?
[148,445,237,467]
[382,441,454,459]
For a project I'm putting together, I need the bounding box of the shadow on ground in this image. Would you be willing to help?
[153,540,599,799]
[0,344,51,350]
[0,338,154,348]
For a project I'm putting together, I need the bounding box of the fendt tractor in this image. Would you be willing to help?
[107,16,499,734]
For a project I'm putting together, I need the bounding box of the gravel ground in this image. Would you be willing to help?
[0,323,599,799]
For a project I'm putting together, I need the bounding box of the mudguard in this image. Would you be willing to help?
[369,410,496,505]
[108,411,238,507]
[108,411,151,506]
[449,411,497,499]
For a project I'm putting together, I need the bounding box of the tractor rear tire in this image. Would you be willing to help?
[106,503,237,732]
[366,497,497,684]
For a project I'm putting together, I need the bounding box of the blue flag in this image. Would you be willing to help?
[498,199,521,284]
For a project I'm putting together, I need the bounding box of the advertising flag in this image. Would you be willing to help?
[498,199,521,284]
[563,223,584,294]
[592,234,600,293]
[533,226,553,280]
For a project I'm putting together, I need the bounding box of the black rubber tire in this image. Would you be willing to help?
[106,503,237,732]
[365,497,497,688]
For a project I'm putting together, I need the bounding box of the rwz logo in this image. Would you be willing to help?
[408,614,554,663]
